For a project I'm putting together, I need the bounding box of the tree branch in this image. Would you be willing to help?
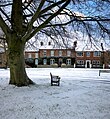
[27,0,46,34]
[0,8,11,24]
[22,0,71,42]
[0,15,11,42]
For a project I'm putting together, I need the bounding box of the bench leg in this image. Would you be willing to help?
[58,81,60,86]
[51,81,53,86]
[99,71,100,76]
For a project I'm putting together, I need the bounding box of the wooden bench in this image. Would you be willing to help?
[50,72,60,86]
[99,70,110,76]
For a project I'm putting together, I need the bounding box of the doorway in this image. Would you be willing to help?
[58,58,63,67]
[86,60,91,68]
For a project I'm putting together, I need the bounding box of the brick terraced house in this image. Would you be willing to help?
[24,43,110,68]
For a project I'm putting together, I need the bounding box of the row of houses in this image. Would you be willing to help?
[0,41,110,68]
[24,39,110,68]
[25,48,110,68]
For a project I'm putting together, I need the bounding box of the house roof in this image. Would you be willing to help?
[25,31,109,52]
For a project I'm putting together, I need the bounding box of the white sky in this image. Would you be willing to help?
[0,68,110,119]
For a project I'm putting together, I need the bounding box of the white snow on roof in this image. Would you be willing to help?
[76,38,108,51]
[25,30,109,52]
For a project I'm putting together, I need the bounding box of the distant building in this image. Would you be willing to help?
[24,49,109,68]
[76,51,102,68]
[38,48,76,67]
[24,41,109,68]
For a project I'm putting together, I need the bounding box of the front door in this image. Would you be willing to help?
[86,60,91,68]
[87,61,90,68]
[58,58,63,67]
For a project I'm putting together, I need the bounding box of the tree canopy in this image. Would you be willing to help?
[0,0,110,47]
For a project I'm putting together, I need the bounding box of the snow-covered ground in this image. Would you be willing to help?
[0,68,110,119]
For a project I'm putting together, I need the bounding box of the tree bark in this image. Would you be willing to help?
[8,36,35,86]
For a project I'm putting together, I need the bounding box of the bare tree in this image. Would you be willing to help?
[0,0,110,86]
[0,0,72,86]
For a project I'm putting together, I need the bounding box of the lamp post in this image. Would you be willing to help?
[73,41,77,68]
[101,43,104,69]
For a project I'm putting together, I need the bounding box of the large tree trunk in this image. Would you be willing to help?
[8,36,35,86]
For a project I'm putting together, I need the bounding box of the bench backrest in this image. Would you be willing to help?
[50,72,52,79]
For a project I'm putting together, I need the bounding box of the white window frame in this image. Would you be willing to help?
[43,59,47,65]
[86,52,90,57]
[51,50,54,56]
[28,53,32,58]
[93,51,101,57]
[35,53,38,58]
[92,60,100,65]
[66,59,71,65]
[43,50,47,57]
[76,51,83,57]
[35,59,38,65]
[59,50,62,56]
[50,59,55,65]
[67,50,71,57]
[77,60,84,65]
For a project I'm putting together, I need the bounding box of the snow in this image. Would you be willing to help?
[0,68,110,119]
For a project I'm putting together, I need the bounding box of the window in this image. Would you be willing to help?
[77,60,84,65]
[59,51,62,56]
[93,51,101,57]
[66,59,71,65]
[67,50,71,57]
[86,52,90,57]
[28,53,32,58]
[50,59,55,65]
[35,59,38,65]
[43,50,46,57]
[76,51,83,57]
[92,60,100,65]
[51,50,54,56]
[43,59,47,65]
[35,53,38,58]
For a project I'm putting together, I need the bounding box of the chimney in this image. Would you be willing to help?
[48,42,51,46]
[73,41,77,50]
[40,42,43,46]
